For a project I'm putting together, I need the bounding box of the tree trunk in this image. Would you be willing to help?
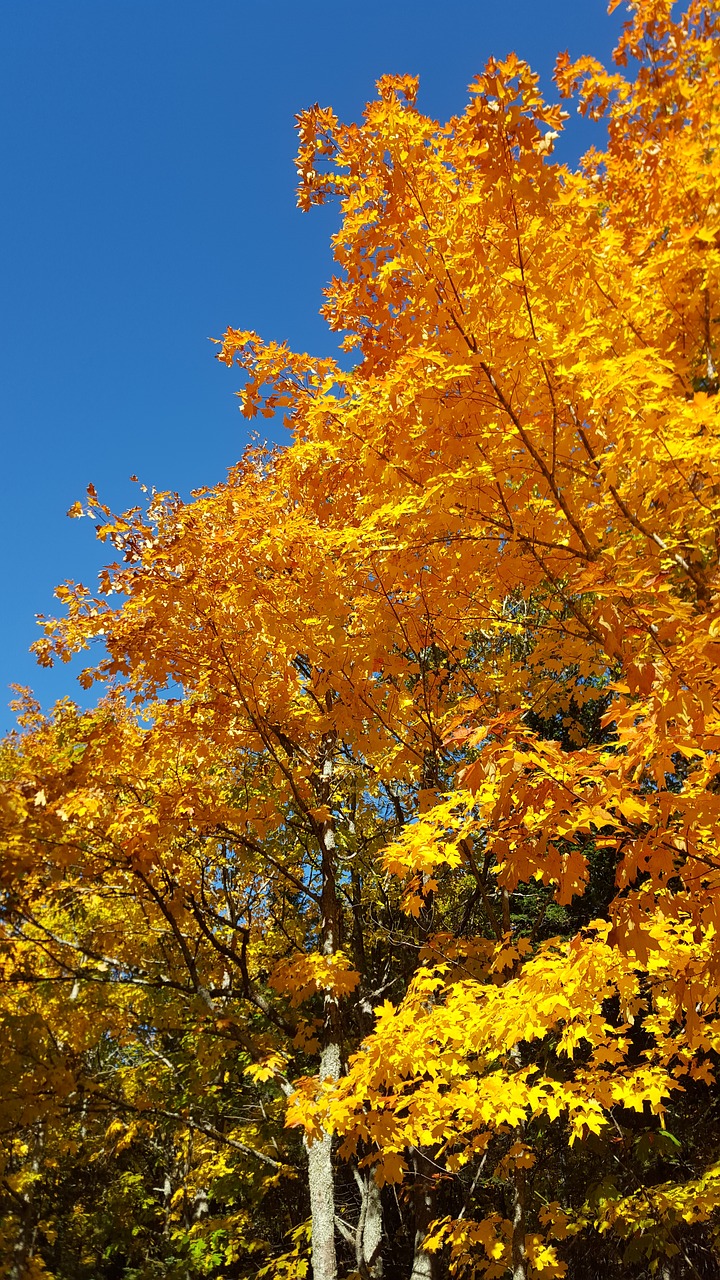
[509,1043,528,1280]
[361,1172,383,1278]
[410,1150,437,1280]
[307,732,342,1280]
[349,1166,384,1279]
[8,1200,38,1280]
[510,1166,527,1280]
[307,1038,341,1280]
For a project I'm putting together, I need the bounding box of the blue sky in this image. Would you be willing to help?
[1,0,622,731]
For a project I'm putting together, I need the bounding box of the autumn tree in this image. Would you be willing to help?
[2,1,720,1277]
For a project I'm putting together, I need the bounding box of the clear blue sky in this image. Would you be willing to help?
[1,0,622,731]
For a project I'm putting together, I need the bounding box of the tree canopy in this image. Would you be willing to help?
[2,1,720,1277]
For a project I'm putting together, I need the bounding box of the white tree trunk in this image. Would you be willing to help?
[347,1166,384,1279]
[511,1171,528,1280]
[306,1040,341,1280]
[410,1240,434,1280]
[410,1150,436,1280]
[361,1172,383,1277]
[307,735,342,1280]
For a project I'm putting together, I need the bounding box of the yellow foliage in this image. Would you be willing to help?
[2,1,720,1276]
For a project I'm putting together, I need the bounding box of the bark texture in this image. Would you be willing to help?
[307,733,342,1280]
[410,1150,437,1280]
[307,1038,341,1280]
